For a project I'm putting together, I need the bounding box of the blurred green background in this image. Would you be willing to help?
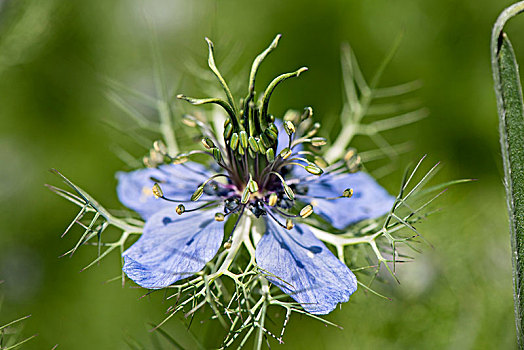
[0,0,522,348]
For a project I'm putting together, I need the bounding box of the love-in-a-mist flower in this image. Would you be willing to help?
[117,35,394,315]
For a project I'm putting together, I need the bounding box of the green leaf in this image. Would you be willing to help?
[491,2,524,346]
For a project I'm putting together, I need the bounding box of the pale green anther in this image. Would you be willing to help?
[240,130,248,149]
[279,147,292,159]
[300,204,314,218]
[152,183,163,199]
[266,148,275,162]
[202,137,215,149]
[306,122,321,137]
[191,186,204,201]
[149,149,164,164]
[241,187,250,204]
[248,136,259,153]
[284,120,295,135]
[238,146,245,156]
[176,204,185,215]
[143,156,154,168]
[260,133,272,148]
[230,133,239,150]
[248,177,259,193]
[214,212,225,222]
[224,122,233,139]
[248,147,256,159]
[212,148,222,162]
[283,183,295,201]
[182,117,197,128]
[342,188,354,198]
[346,154,362,173]
[305,164,323,175]
[257,138,267,154]
[314,156,328,168]
[265,125,278,141]
[224,118,231,127]
[268,123,278,135]
[153,140,167,154]
[301,106,313,121]
[311,137,327,147]
[172,155,189,165]
[268,192,278,206]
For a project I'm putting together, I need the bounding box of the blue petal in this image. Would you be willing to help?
[256,220,357,315]
[116,162,215,220]
[123,209,225,289]
[303,172,395,229]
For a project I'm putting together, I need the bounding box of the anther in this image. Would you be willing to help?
[279,147,292,159]
[223,122,233,139]
[191,186,204,201]
[152,183,163,199]
[182,117,197,127]
[305,163,323,175]
[172,155,189,164]
[239,131,248,149]
[176,204,185,215]
[143,156,154,168]
[215,212,225,222]
[212,148,222,163]
[241,187,250,204]
[286,218,294,230]
[268,193,278,206]
[311,137,327,147]
[313,155,328,168]
[223,240,232,249]
[149,149,164,164]
[153,140,167,154]
[299,204,314,218]
[247,177,259,193]
[265,126,278,141]
[201,137,215,149]
[342,188,354,198]
[230,133,239,150]
[248,136,259,153]
[266,148,275,162]
[284,121,295,135]
[257,139,267,153]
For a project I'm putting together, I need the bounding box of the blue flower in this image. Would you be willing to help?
[117,36,395,315]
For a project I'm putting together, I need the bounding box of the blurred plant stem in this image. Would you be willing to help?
[491,1,524,347]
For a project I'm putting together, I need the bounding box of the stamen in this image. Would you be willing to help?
[153,140,167,154]
[152,183,163,199]
[269,172,295,200]
[284,120,295,135]
[268,193,278,206]
[176,204,185,215]
[266,148,275,162]
[299,204,314,218]
[191,174,231,202]
[215,213,225,222]
[201,137,216,149]
[286,218,294,230]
